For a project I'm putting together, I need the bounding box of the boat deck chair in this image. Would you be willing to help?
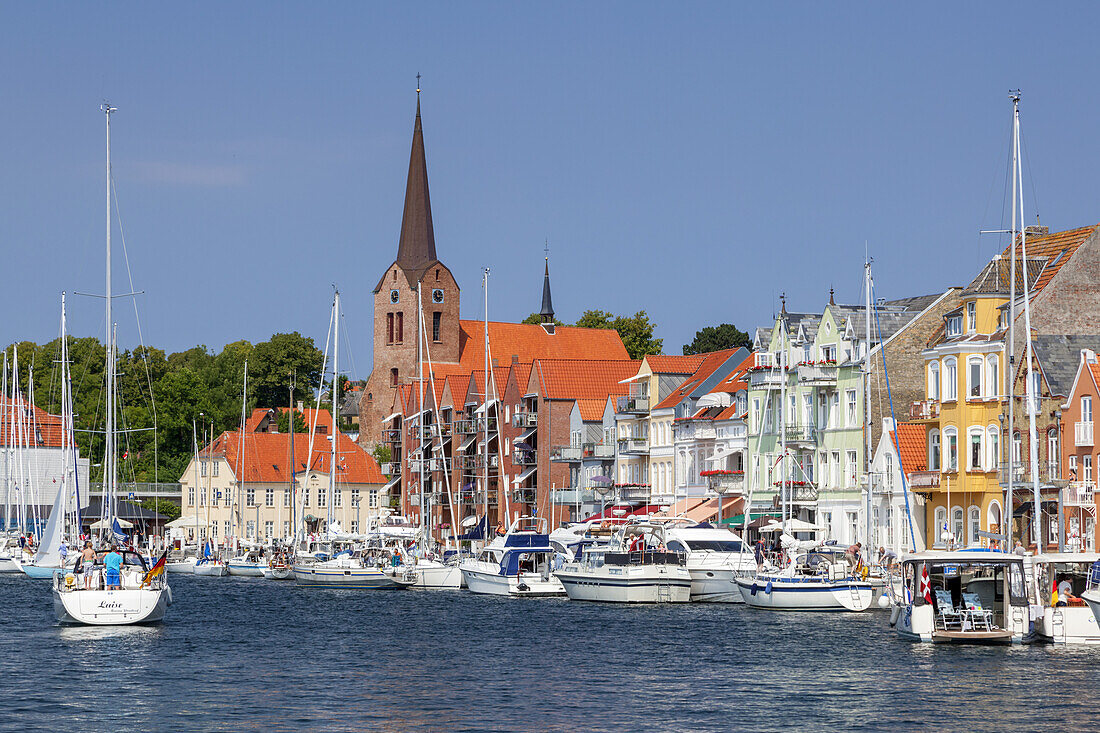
[934,589,964,630]
[961,592,993,631]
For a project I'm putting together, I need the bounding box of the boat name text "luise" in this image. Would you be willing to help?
[97,600,124,610]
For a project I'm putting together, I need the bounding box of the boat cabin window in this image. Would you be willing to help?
[683,540,743,552]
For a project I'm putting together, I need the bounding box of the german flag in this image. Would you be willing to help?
[1050,576,1059,607]
[141,550,168,588]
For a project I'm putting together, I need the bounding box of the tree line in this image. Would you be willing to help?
[3,333,325,486]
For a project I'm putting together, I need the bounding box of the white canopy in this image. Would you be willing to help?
[382,412,402,424]
[759,518,821,533]
[90,517,135,530]
[165,515,204,529]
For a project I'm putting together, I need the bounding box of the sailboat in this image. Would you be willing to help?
[53,103,170,624]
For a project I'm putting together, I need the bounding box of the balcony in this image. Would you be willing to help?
[429,457,452,473]
[407,459,430,473]
[511,488,538,504]
[417,425,437,441]
[551,488,597,504]
[908,400,940,421]
[583,442,615,460]
[703,471,745,495]
[512,449,538,466]
[383,428,402,444]
[454,419,477,435]
[677,423,716,440]
[908,470,941,489]
[617,437,649,455]
[458,454,499,470]
[550,445,582,462]
[616,484,651,501]
[1076,421,1094,447]
[616,395,650,414]
[775,483,819,504]
[783,424,816,445]
[796,363,838,385]
[748,367,785,389]
[512,412,538,429]
[998,461,1065,487]
[380,462,395,476]
[1065,481,1096,508]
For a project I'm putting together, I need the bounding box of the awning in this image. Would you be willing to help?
[382,412,402,424]
[683,497,742,523]
[708,445,740,464]
[515,466,537,483]
[583,503,640,522]
[383,476,401,492]
[518,427,537,441]
[723,511,780,526]
[628,504,664,517]
[618,373,647,384]
[459,435,476,451]
[165,515,204,529]
[654,497,707,517]
[474,399,497,415]
[90,517,135,530]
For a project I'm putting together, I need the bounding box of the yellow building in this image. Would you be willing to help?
[910,258,1011,548]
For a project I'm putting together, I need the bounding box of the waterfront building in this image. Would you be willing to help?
[868,418,926,554]
[179,408,386,544]
[1060,348,1100,551]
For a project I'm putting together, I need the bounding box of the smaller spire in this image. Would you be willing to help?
[829,287,835,306]
[540,242,555,334]
[779,292,787,315]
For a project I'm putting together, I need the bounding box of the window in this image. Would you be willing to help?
[200,460,207,477]
[830,392,839,429]
[303,488,310,507]
[968,427,983,471]
[246,487,255,507]
[284,489,291,507]
[751,399,760,433]
[788,394,797,424]
[934,507,948,547]
[987,426,1000,473]
[928,429,941,471]
[264,521,273,540]
[928,361,940,401]
[1085,456,1093,482]
[283,521,290,538]
[946,315,962,337]
[1069,455,1077,479]
[432,312,442,342]
[966,302,976,333]
[1012,431,1022,464]
[246,521,256,539]
[1083,396,1093,423]
[803,394,813,428]
[390,368,399,387]
[1028,372,1041,415]
[211,522,218,538]
[213,461,219,477]
[1047,429,1059,478]
[847,512,858,544]
[968,506,980,545]
[266,488,274,507]
[188,486,195,506]
[386,313,394,344]
[943,358,957,401]
[821,345,837,362]
[225,520,231,538]
[846,390,857,427]
[351,488,360,506]
[818,393,827,429]
[831,451,840,488]
[350,521,359,534]
[884,452,894,489]
[952,507,964,545]
[846,450,857,488]
[944,427,958,471]
[318,488,326,507]
[199,487,205,507]
[335,489,342,507]
[396,312,404,343]
[968,357,983,399]
[986,355,999,399]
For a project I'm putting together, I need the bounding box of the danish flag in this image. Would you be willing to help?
[919,564,932,604]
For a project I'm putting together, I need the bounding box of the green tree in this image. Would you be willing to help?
[521,313,564,326]
[249,332,324,409]
[574,309,616,330]
[140,497,181,521]
[372,443,392,470]
[571,310,662,359]
[276,408,307,434]
[683,324,751,355]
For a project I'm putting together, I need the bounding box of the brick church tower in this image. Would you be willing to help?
[360,97,461,444]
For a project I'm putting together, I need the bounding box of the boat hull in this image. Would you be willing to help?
[293,565,407,589]
[0,556,21,573]
[687,567,746,603]
[227,562,265,577]
[261,566,293,580]
[193,562,228,576]
[22,563,64,579]
[555,565,692,603]
[53,585,168,625]
[460,565,565,597]
[736,577,875,611]
[166,559,197,574]
[408,562,464,589]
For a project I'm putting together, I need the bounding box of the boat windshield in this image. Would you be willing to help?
[686,540,743,552]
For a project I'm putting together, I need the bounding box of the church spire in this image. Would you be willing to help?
[395,87,437,281]
[540,244,555,333]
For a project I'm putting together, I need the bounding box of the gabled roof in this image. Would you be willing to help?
[653,350,741,410]
[576,399,608,421]
[645,354,708,375]
[891,422,926,474]
[453,320,628,370]
[202,429,384,485]
[1032,335,1100,398]
[1001,224,1097,295]
[964,255,1047,295]
[0,397,66,448]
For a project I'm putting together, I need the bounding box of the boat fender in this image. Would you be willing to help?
[889,604,901,626]
[764,581,773,595]
[877,594,890,609]
[517,582,530,592]
[749,582,758,596]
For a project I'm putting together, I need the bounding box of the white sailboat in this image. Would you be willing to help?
[53,103,170,625]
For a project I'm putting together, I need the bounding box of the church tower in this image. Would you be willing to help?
[360,94,461,444]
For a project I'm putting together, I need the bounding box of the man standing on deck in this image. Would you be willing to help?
[104,545,123,590]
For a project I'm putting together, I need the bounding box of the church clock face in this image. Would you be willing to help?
[390,289,400,304]
[432,288,444,304]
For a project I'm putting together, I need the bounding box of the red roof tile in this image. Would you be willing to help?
[891,422,926,473]
[653,350,740,410]
[204,429,384,484]
[1001,224,1097,295]
[0,397,65,448]
[534,359,641,401]
[645,354,708,374]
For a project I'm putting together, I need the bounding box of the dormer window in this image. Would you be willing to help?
[966,302,976,333]
[946,315,962,337]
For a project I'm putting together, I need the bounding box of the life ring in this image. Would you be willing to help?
[64,574,76,588]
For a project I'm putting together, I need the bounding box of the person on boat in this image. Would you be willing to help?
[1057,576,1074,604]
[59,540,69,565]
[80,541,97,590]
[103,545,123,590]
[1013,540,1026,555]
[754,539,765,569]
[845,542,862,571]
[495,521,506,538]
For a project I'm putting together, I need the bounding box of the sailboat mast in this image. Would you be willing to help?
[417,283,425,538]
[329,290,339,531]
[102,102,118,535]
[779,317,787,530]
[2,352,8,532]
[289,380,296,544]
[1005,92,1018,547]
[483,269,489,534]
[864,260,874,554]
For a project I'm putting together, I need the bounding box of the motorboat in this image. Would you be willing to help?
[53,549,170,625]
[554,520,691,603]
[891,551,1032,644]
[293,552,411,589]
[404,555,464,589]
[1035,554,1100,644]
[664,521,757,603]
[261,562,293,580]
[736,544,875,612]
[0,537,24,573]
[459,516,565,597]
[166,555,198,574]
[227,549,267,577]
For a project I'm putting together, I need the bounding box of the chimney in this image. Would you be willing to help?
[1025,225,1048,236]
[1083,349,1097,364]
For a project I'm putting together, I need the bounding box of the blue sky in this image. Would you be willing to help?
[2,3,1098,378]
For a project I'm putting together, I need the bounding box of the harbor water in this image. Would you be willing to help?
[0,574,1097,732]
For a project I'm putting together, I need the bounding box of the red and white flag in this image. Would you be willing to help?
[919,564,932,604]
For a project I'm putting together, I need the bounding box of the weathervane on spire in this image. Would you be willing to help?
[544,238,549,262]
[416,72,422,98]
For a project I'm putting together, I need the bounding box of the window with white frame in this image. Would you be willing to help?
[200,460,207,477]
[966,302,976,333]
[1082,395,1093,423]
[968,357,983,399]
[751,399,760,433]
[199,487,205,507]
[986,354,999,399]
[284,489,291,507]
[224,520,231,538]
[946,315,962,337]
[818,393,827,429]
[317,488,326,507]
[885,451,894,489]
[264,521,273,540]
[213,461,219,477]
[987,425,1000,473]
[846,450,857,487]
[934,506,948,547]
[1013,431,1022,464]
[335,489,342,507]
[1085,456,1093,482]
[246,520,256,539]
[944,427,958,471]
[928,361,940,400]
[952,507,964,545]
[830,392,839,428]
[283,521,290,537]
[246,487,255,507]
[188,486,195,506]
[265,488,274,507]
[968,505,980,545]
[943,358,957,401]
[1047,429,1059,478]
[831,451,840,487]
[846,390,857,427]
[211,522,218,538]
[369,489,379,508]
[928,429,941,471]
[803,394,813,428]
[968,427,983,472]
